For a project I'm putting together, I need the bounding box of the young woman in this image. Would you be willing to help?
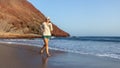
[40,17,53,57]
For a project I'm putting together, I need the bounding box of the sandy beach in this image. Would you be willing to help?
[0,43,120,68]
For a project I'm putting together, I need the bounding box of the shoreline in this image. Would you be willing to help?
[0,43,120,68]
[0,33,42,39]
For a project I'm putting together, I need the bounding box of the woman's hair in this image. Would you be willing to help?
[45,17,50,22]
[47,17,50,20]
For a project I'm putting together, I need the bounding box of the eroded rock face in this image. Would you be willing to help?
[0,0,69,38]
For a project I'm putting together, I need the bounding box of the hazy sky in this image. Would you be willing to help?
[28,0,120,36]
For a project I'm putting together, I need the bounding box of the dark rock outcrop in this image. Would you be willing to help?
[0,0,69,38]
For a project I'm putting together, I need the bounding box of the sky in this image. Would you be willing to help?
[28,0,120,36]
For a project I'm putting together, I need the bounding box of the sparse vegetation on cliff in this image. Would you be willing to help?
[0,0,69,38]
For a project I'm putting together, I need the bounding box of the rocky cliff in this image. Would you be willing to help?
[0,0,69,38]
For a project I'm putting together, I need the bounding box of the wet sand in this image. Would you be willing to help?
[0,43,120,68]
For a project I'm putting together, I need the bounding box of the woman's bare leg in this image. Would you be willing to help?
[40,38,50,56]
[40,44,45,54]
[44,38,51,56]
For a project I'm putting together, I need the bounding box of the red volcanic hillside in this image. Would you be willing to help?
[0,0,69,38]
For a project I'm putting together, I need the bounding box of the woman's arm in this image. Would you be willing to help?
[49,23,53,31]
[40,23,45,33]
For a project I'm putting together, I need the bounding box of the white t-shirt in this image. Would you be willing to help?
[40,22,53,36]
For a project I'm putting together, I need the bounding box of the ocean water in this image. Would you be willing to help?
[0,36,120,60]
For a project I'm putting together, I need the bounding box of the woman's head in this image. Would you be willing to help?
[47,17,50,20]
[45,17,50,23]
